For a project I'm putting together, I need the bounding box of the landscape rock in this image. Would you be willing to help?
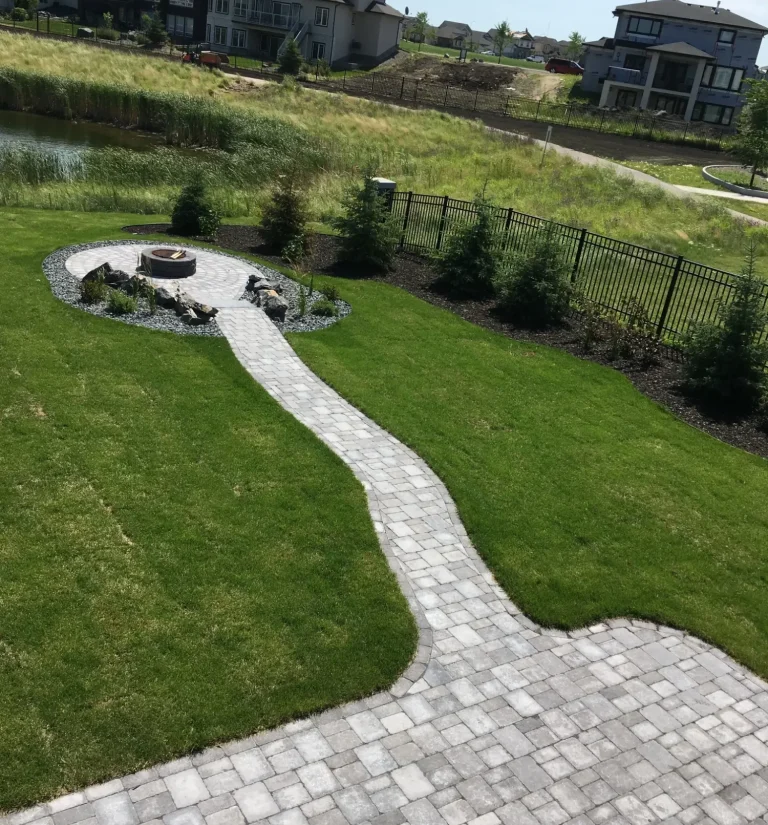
[262,292,289,323]
[181,308,204,325]
[247,274,281,294]
[155,287,176,309]
[192,302,218,322]
[82,262,112,284]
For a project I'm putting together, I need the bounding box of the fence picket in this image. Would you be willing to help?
[389,191,765,343]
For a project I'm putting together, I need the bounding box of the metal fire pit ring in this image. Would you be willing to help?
[140,247,197,278]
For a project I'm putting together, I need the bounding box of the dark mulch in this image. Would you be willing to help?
[123,223,768,460]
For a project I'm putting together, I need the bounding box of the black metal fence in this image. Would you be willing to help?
[389,191,767,342]
[327,72,730,150]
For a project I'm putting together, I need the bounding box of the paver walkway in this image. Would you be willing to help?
[10,244,768,825]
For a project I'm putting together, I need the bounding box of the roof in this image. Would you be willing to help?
[585,37,614,48]
[436,20,472,33]
[614,1,768,33]
[646,40,714,57]
[365,2,403,17]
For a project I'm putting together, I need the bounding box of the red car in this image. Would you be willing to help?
[545,58,584,75]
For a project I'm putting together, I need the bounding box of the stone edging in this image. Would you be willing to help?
[702,165,768,200]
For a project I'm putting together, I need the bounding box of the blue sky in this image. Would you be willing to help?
[405,0,768,65]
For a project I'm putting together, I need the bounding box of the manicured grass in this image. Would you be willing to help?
[288,273,768,683]
[399,39,544,70]
[0,18,75,36]
[0,209,416,811]
[0,32,766,272]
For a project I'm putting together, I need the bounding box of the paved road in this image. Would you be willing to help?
[9,241,768,825]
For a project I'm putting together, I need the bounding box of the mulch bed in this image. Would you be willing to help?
[124,223,768,461]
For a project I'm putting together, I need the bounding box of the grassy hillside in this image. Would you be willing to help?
[0,31,766,274]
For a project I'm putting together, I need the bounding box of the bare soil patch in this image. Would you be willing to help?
[378,54,557,99]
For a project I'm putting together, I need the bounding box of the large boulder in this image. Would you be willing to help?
[192,302,218,322]
[247,273,282,294]
[262,291,289,323]
[82,262,112,284]
[155,287,176,309]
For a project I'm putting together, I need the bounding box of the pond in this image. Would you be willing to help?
[0,109,161,157]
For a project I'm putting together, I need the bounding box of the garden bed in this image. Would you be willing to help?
[125,222,768,461]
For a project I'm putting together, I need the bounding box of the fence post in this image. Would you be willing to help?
[343,69,347,89]
[474,89,479,111]
[598,109,606,133]
[371,73,376,94]
[683,121,689,142]
[565,105,572,128]
[435,195,450,251]
[656,255,684,338]
[632,114,640,137]
[648,119,655,140]
[399,191,414,250]
[443,85,449,107]
[503,207,514,251]
[571,227,588,283]
[535,99,541,122]
[400,75,406,99]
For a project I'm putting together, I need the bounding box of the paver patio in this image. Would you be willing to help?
[9,243,768,825]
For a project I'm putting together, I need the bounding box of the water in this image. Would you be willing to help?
[0,109,160,157]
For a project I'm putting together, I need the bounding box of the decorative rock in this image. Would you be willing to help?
[261,292,289,323]
[82,262,112,284]
[247,274,281,294]
[155,287,176,309]
[192,302,218,322]
[173,291,196,315]
[180,309,204,326]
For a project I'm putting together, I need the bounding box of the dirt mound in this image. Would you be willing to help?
[381,54,561,99]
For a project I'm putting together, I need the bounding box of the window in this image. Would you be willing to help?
[718,29,736,45]
[624,53,645,71]
[233,0,247,15]
[311,41,326,60]
[213,25,227,44]
[206,22,211,40]
[627,16,662,37]
[232,28,246,47]
[166,13,194,35]
[692,102,734,125]
[702,65,744,92]
[215,0,229,14]
[314,6,328,26]
[208,0,212,10]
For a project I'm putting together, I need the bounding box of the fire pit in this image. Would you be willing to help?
[141,247,197,278]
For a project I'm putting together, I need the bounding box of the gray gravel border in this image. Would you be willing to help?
[43,241,350,337]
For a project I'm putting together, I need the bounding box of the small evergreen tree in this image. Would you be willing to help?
[262,175,307,254]
[279,38,303,75]
[733,79,768,189]
[494,224,572,327]
[434,197,500,298]
[683,243,768,411]
[332,175,399,272]
[171,179,221,237]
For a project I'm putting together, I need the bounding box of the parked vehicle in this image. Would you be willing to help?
[545,58,583,75]
[526,55,545,63]
[182,44,230,68]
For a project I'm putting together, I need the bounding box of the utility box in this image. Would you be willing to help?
[372,177,396,194]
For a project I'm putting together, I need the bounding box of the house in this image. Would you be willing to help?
[432,20,471,48]
[532,35,562,58]
[205,0,402,66]
[581,0,768,125]
[75,0,207,40]
[509,28,533,57]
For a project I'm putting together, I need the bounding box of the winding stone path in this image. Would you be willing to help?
[8,245,768,825]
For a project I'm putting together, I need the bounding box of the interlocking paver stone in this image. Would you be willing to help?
[13,244,768,825]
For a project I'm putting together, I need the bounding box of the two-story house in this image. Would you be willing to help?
[582,0,767,125]
[205,0,401,66]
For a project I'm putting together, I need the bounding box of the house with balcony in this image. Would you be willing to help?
[582,0,767,125]
[205,0,402,66]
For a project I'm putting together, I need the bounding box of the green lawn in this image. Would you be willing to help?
[0,18,75,36]
[399,39,543,70]
[0,210,416,811]
[288,272,768,684]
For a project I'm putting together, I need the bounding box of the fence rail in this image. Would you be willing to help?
[322,72,730,150]
[388,191,768,342]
